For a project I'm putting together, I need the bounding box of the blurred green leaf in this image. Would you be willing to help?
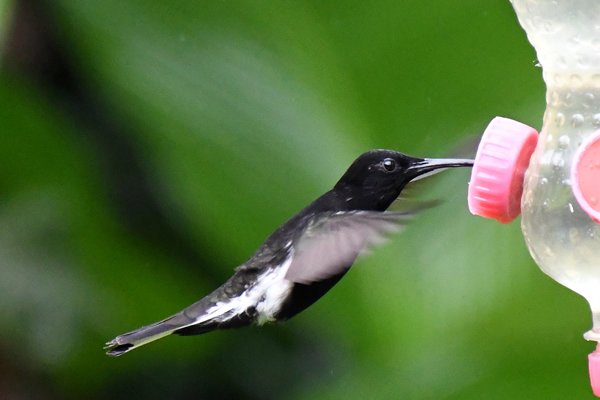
[0,73,220,394]
[0,0,12,49]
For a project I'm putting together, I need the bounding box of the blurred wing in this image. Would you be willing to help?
[391,173,444,212]
[284,211,415,285]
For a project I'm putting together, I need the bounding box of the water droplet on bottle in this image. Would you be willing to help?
[582,100,591,111]
[571,113,584,127]
[564,92,573,106]
[540,177,549,185]
[558,135,570,148]
[576,56,589,69]
[542,200,550,211]
[546,91,560,106]
[551,154,565,169]
[555,112,565,127]
[592,113,600,127]
[585,92,595,105]
[591,196,598,205]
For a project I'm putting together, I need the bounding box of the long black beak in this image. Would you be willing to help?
[406,158,474,181]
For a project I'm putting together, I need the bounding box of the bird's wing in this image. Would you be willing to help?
[284,211,415,285]
[390,169,445,210]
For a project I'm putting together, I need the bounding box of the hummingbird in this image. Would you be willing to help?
[105,149,473,356]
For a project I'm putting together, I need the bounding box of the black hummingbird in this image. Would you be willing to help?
[105,149,473,356]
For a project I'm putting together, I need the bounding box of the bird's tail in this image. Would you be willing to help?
[104,295,251,356]
[104,314,189,356]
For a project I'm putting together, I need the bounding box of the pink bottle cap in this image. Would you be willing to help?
[590,344,600,397]
[468,117,539,223]
[572,132,600,224]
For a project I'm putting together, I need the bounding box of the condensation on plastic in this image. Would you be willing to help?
[511,0,600,341]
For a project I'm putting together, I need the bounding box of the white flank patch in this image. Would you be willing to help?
[254,255,294,325]
[187,254,295,327]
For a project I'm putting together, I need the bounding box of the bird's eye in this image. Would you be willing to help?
[382,158,396,172]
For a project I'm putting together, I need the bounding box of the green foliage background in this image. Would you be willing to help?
[1,0,596,398]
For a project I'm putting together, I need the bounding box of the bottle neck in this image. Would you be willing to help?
[512,0,600,76]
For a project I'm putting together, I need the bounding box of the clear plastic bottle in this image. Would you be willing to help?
[511,0,600,341]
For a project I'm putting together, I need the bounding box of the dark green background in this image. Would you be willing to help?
[1,0,595,398]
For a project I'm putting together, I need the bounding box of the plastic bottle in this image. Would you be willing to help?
[468,0,600,396]
[512,0,600,343]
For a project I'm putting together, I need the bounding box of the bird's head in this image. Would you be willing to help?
[334,149,473,208]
